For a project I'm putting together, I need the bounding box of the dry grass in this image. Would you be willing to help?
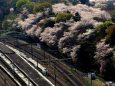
[83,77,105,86]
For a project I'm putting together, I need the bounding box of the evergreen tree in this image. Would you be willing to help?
[80,0,89,4]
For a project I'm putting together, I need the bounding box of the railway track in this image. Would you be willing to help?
[0,67,17,86]
[0,42,54,86]
[5,41,66,86]
[55,61,84,86]
[4,40,84,86]
[0,55,28,86]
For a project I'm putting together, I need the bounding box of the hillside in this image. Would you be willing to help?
[1,0,115,83]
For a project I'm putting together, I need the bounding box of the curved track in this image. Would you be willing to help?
[0,42,53,86]
[0,67,17,86]
[5,40,84,86]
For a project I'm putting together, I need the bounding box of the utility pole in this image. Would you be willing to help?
[4,78,7,86]
[91,74,92,86]
[54,61,57,86]
[30,43,33,59]
[43,49,45,60]
[37,57,38,69]
[15,33,18,47]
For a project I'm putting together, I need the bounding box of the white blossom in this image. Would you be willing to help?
[94,39,113,62]
[40,26,63,46]
[15,3,112,61]
[70,45,81,62]
[26,25,37,36]
[52,3,111,21]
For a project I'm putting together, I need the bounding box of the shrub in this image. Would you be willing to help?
[96,21,112,40]
[77,41,96,71]
[2,20,12,30]
[5,13,17,20]
[71,0,79,5]
[47,0,59,4]
[16,0,30,8]
[93,17,105,22]
[106,24,115,44]
[55,13,72,22]
[42,19,55,29]
[25,2,35,12]
[33,2,51,13]
[112,14,115,23]
[98,21,112,29]
[73,12,81,22]
[2,13,17,30]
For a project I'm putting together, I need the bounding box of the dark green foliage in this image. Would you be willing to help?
[0,0,18,20]
[0,9,4,20]
[25,2,35,12]
[96,21,112,40]
[2,20,12,30]
[98,21,112,29]
[2,13,17,30]
[5,13,17,20]
[0,21,2,29]
[33,2,52,13]
[112,14,115,23]
[106,24,115,44]
[73,12,81,22]
[109,10,115,23]
[80,0,89,4]
[102,60,115,81]
[42,19,55,29]
[55,13,72,22]
[71,0,79,5]
[48,0,59,4]
[77,41,96,72]
[93,17,104,22]
[16,0,30,8]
